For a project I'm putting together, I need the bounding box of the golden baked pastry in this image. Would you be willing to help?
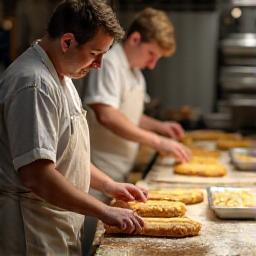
[217,139,252,150]
[105,217,202,237]
[181,136,193,146]
[189,146,220,159]
[148,189,204,204]
[186,130,238,141]
[213,190,256,207]
[190,156,219,164]
[174,162,227,177]
[112,200,186,217]
[157,151,220,166]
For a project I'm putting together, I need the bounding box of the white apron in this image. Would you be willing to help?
[0,109,90,256]
[0,40,91,256]
[88,84,145,182]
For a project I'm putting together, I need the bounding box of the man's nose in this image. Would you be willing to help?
[92,55,103,69]
[148,58,158,70]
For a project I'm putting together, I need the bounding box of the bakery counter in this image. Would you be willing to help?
[94,189,256,256]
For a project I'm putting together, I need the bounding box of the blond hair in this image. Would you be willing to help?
[126,7,176,56]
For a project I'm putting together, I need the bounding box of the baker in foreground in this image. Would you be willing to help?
[0,1,147,254]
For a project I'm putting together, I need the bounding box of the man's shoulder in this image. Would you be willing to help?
[4,48,45,78]
[0,51,59,101]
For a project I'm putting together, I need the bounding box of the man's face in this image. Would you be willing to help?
[62,29,114,79]
[132,40,165,70]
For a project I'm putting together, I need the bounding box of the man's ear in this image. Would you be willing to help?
[60,33,76,52]
[129,31,141,45]
[65,40,71,48]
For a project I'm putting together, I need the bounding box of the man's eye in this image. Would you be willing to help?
[90,52,97,56]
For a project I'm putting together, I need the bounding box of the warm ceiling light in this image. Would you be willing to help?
[231,7,242,19]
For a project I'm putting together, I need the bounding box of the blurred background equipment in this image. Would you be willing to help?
[210,0,256,133]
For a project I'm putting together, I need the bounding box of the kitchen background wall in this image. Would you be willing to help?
[144,12,219,114]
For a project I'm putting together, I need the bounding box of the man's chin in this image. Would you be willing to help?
[69,71,90,79]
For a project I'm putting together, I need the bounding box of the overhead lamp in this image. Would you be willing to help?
[231,7,242,19]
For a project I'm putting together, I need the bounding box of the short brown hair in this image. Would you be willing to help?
[47,0,124,45]
[126,8,176,56]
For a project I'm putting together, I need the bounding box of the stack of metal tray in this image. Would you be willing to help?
[207,186,256,219]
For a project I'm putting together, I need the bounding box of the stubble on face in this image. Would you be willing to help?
[66,32,114,79]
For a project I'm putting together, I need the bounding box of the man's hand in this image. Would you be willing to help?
[101,205,144,234]
[158,121,185,140]
[102,180,148,202]
[155,136,191,162]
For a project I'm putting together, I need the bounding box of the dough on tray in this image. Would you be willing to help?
[148,189,204,205]
[105,217,202,237]
[174,162,227,177]
[112,200,186,217]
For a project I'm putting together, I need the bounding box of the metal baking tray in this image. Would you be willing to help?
[230,148,256,171]
[207,186,256,219]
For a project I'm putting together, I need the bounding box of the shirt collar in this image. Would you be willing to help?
[32,41,62,86]
[114,43,130,69]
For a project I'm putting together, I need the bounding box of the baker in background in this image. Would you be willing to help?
[84,8,191,183]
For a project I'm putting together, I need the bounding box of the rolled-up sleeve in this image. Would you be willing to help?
[5,84,59,170]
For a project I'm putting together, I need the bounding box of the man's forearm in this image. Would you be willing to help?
[92,104,160,148]
[139,114,163,133]
[112,119,160,148]
[90,163,113,192]
[19,160,107,219]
